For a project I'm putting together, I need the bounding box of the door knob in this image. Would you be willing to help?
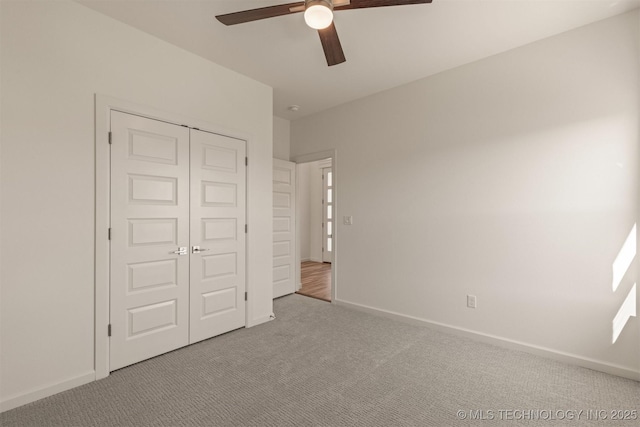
[192,246,210,254]
[172,247,187,255]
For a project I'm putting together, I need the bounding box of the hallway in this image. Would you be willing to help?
[297,261,331,302]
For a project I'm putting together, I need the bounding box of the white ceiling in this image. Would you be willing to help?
[77,0,639,120]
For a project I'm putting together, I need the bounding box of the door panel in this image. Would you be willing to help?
[110,111,190,371]
[273,159,296,298]
[189,130,246,343]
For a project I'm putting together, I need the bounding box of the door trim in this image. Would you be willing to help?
[292,150,338,303]
[94,94,253,379]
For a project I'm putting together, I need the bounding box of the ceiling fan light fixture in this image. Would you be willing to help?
[304,0,334,30]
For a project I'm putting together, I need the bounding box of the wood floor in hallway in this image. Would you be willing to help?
[297,261,331,302]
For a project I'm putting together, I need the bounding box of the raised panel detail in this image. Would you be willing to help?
[202,182,237,207]
[129,174,177,205]
[203,218,237,241]
[128,219,177,246]
[202,253,237,279]
[273,265,290,283]
[273,241,290,258]
[273,167,291,185]
[128,130,177,165]
[273,192,290,209]
[273,217,290,232]
[203,145,237,173]
[201,288,237,318]
[128,300,177,338]
[128,259,177,292]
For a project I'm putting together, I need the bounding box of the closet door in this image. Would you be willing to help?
[110,111,190,370]
[189,129,246,343]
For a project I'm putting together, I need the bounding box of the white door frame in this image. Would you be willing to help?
[95,94,253,379]
[292,150,338,302]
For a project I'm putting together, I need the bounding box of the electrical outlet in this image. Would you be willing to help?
[343,216,353,225]
[467,295,477,309]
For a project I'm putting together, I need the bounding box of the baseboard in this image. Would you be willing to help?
[301,257,311,262]
[0,371,95,413]
[309,257,323,263]
[333,299,640,381]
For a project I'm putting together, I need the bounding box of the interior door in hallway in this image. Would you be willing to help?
[109,111,190,370]
[273,159,296,298]
[189,130,246,343]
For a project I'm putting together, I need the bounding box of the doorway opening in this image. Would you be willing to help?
[294,155,335,302]
[299,261,331,302]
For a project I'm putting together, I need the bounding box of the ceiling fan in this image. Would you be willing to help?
[216,0,433,66]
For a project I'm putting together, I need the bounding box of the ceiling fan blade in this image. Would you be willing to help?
[318,22,346,67]
[335,0,432,11]
[216,2,305,26]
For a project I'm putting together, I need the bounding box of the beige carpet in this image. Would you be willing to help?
[1,294,639,426]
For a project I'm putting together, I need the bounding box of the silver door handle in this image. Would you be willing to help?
[192,246,210,254]
[172,247,187,255]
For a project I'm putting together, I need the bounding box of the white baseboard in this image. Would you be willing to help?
[301,257,311,262]
[333,299,640,381]
[309,257,323,263]
[0,371,95,413]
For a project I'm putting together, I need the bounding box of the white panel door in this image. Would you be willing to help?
[110,111,190,370]
[273,159,296,298]
[322,167,333,263]
[189,129,246,343]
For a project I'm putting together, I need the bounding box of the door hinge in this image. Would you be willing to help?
[244,292,248,301]
[108,324,112,337]
[108,228,111,240]
[245,224,248,234]
[245,157,248,166]
[322,247,325,252]
[108,132,112,144]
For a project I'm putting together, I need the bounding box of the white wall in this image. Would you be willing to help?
[297,160,326,263]
[273,116,290,161]
[0,0,273,410]
[298,163,312,261]
[291,11,640,377]
[309,161,327,262]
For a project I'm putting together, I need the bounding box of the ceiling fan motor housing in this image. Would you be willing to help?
[306,0,334,11]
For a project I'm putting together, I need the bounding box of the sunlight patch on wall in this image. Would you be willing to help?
[612,284,637,344]
[612,224,636,292]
